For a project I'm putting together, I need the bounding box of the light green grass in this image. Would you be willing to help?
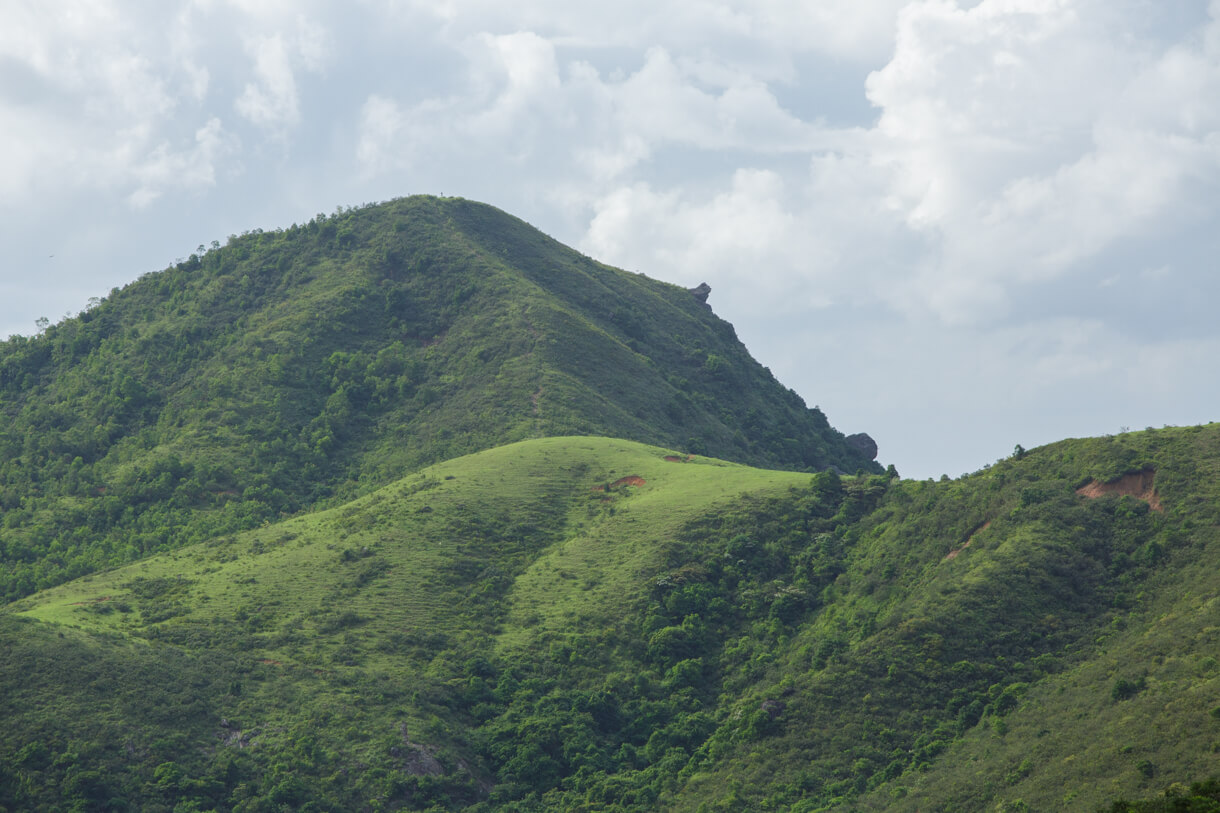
[10,436,812,671]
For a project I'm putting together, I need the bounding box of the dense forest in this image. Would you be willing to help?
[1,197,1216,811]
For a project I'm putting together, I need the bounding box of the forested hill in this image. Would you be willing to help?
[4,425,1220,812]
[0,196,877,600]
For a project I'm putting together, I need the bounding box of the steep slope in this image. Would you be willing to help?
[6,425,1220,811]
[654,424,1220,812]
[3,437,819,811]
[0,196,877,601]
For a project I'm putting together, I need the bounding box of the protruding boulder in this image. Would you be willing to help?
[760,699,786,719]
[845,432,878,461]
[689,282,711,305]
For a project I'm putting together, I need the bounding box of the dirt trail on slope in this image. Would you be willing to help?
[1076,469,1163,511]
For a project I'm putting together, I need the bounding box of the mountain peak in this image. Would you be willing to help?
[0,195,878,600]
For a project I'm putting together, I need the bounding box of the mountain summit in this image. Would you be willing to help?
[2,196,1220,813]
[0,195,877,599]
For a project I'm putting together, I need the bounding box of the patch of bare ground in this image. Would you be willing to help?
[1076,469,1163,511]
[663,455,695,463]
[591,475,646,491]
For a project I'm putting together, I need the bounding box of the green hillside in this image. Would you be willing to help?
[5,425,1220,811]
[5,196,1219,813]
[2,437,822,811]
[0,196,877,602]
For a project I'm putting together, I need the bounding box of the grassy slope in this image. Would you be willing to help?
[0,195,876,603]
[654,423,1220,812]
[13,437,805,642]
[3,437,813,809]
[855,424,1220,812]
[7,425,1220,811]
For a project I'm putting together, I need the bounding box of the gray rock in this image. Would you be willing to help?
[398,721,444,776]
[845,432,878,461]
[689,282,711,305]
[760,699,786,719]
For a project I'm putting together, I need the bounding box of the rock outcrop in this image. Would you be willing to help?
[845,433,878,461]
[689,282,711,306]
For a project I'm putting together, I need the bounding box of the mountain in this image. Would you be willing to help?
[5,425,1220,811]
[2,197,1217,812]
[0,196,878,602]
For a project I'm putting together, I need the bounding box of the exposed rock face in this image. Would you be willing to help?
[845,433,878,461]
[217,718,258,749]
[395,722,444,776]
[760,699,786,719]
[689,282,711,305]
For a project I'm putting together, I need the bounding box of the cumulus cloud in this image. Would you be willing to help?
[582,171,835,306]
[3,0,1218,476]
[127,118,239,207]
[354,31,831,194]
[234,17,330,133]
[0,1,247,209]
[384,0,907,66]
[565,0,1220,331]
[856,0,1220,322]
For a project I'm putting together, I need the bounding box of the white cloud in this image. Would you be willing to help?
[538,0,1217,335]
[0,1,247,209]
[127,118,238,207]
[582,170,843,315]
[235,34,302,130]
[234,17,330,133]
[3,0,1219,478]
[356,95,409,171]
[353,32,834,194]
[852,0,1220,323]
[378,0,906,65]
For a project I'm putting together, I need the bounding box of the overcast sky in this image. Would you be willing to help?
[2,0,1218,479]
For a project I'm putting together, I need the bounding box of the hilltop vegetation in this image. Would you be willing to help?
[3,195,1218,812]
[5,425,1220,811]
[0,196,876,602]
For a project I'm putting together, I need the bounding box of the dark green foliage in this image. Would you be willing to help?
[1105,778,1220,812]
[7,422,1220,811]
[1112,675,1148,702]
[0,615,246,812]
[4,195,1220,810]
[0,196,876,603]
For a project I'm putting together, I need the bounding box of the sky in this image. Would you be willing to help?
[2,0,1218,479]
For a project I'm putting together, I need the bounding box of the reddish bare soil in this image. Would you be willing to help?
[592,475,647,491]
[1076,469,1163,511]
[663,455,694,463]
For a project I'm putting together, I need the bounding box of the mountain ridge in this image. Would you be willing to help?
[2,196,1217,812]
[0,195,878,602]
[6,424,1220,811]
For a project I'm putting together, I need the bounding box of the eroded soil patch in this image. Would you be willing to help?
[1076,469,1162,511]
[592,475,646,491]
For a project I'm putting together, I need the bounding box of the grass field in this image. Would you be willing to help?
[11,436,813,665]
